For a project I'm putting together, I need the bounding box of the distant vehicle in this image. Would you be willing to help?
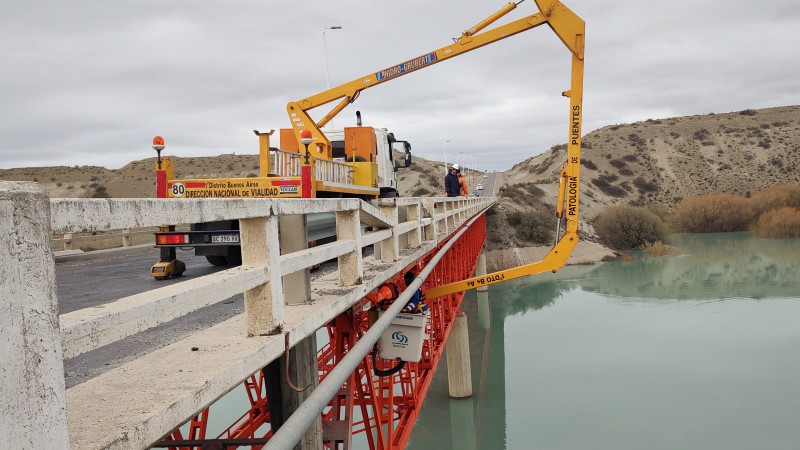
[476,184,483,190]
[483,174,488,179]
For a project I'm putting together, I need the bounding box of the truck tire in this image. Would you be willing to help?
[205,255,229,266]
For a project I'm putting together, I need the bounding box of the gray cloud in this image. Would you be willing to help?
[1,0,799,171]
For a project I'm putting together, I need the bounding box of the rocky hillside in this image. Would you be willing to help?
[506,105,800,219]
[0,150,458,200]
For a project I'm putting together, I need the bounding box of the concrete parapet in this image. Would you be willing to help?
[0,181,69,449]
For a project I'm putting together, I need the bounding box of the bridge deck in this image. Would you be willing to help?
[66,247,434,449]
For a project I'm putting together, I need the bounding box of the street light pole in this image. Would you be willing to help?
[323,26,343,90]
[443,140,451,174]
[323,26,342,129]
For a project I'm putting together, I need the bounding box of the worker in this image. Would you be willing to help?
[445,163,461,197]
[458,170,469,197]
[367,270,428,314]
[401,270,428,314]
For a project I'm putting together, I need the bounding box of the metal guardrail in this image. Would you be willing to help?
[1,180,492,449]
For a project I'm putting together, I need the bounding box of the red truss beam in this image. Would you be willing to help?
[160,214,487,450]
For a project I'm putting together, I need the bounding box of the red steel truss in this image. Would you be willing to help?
[161,214,486,450]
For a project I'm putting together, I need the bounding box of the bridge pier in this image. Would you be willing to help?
[446,311,473,398]
[0,182,69,449]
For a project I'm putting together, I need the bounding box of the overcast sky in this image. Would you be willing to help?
[2,0,799,171]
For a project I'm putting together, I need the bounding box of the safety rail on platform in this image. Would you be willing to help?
[0,180,493,450]
[270,148,302,177]
[315,158,354,185]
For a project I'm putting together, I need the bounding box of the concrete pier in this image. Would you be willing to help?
[446,311,473,398]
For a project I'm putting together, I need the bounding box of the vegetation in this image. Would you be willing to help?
[751,207,800,238]
[594,205,669,250]
[670,192,754,233]
[506,210,553,245]
[751,183,800,215]
[667,184,800,237]
[642,241,678,256]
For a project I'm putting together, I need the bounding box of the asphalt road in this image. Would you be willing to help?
[57,248,245,387]
[474,171,499,197]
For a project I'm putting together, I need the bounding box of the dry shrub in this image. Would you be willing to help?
[670,192,754,233]
[751,207,800,238]
[751,183,800,215]
[507,210,553,245]
[594,205,669,249]
[642,241,678,257]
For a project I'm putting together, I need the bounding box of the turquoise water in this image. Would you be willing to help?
[409,233,800,449]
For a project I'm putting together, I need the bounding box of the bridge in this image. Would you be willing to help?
[1,180,495,450]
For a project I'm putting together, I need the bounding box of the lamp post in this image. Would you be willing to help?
[443,140,451,174]
[323,26,343,90]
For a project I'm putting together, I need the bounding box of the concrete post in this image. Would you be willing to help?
[446,311,473,398]
[122,229,132,247]
[285,335,323,449]
[379,200,399,263]
[240,215,284,336]
[336,209,363,286]
[0,182,69,449]
[446,201,455,230]
[280,215,311,305]
[407,201,422,248]
[420,198,438,241]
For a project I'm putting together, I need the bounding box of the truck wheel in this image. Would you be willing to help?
[205,255,229,266]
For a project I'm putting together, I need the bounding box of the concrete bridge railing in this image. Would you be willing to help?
[0,180,493,449]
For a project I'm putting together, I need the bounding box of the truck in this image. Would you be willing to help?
[151,0,585,284]
[150,121,412,277]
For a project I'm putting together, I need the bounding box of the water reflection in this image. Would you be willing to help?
[582,233,800,300]
[410,234,800,449]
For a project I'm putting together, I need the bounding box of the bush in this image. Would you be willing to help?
[670,192,754,232]
[751,207,800,238]
[633,177,659,193]
[642,241,678,256]
[591,174,626,197]
[751,183,800,215]
[507,210,553,245]
[594,205,669,249]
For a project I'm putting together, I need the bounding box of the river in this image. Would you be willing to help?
[409,232,800,449]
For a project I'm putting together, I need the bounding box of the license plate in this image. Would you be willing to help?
[212,235,239,243]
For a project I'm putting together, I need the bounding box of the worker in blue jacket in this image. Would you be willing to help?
[445,163,461,197]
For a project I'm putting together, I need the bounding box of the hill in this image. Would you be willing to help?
[505,105,800,219]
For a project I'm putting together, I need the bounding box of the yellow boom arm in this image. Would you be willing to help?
[286,0,580,159]
[425,0,585,298]
[286,0,585,297]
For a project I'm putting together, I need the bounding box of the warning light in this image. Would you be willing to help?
[153,136,164,152]
[299,129,313,146]
[152,136,165,151]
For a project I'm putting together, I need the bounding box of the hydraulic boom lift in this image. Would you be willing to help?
[150,0,584,281]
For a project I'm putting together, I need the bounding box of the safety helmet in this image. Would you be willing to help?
[452,163,460,170]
